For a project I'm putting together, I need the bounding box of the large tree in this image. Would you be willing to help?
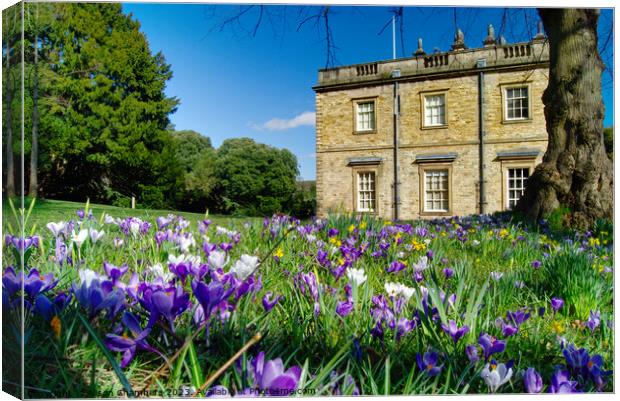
[215,137,299,215]
[37,2,180,207]
[170,129,217,211]
[2,5,19,198]
[516,9,613,229]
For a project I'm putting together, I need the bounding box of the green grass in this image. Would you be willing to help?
[1,202,613,397]
[2,198,256,234]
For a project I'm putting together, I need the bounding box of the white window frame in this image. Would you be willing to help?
[356,171,376,213]
[506,167,530,209]
[503,85,530,121]
[355,101,376,132]
[423,169,449,212]
[424,94,446,127]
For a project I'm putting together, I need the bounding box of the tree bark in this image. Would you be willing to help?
[516,8,613,229]
[29,15,39,198]
[4,15,15,198]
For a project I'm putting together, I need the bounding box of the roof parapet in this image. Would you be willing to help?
[316,35,549,91]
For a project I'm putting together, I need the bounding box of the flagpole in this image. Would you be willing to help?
[392,14,396,59]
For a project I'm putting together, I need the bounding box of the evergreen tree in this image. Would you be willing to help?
[36,3,180,207]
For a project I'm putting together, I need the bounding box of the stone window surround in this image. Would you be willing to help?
[418,162,454,216]
[500,81,533,124]
[351,164,380,215]
[500,159,536,211]
[419,89,449,130]
[351,96,378,135]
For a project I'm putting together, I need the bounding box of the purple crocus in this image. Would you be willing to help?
[103,262,129,284]
[386,260,406,274]
[506,309,531,329]
[549,369,579,393]
[441,320,469,343]
[55,238,68,266]
[219,242,233,253]
[478,333,506,361]
[531,260,541,269]
[443,268,454,279]
[72,270,125,319]
[501,323,518,337]
[23,269,57,299]
[262,292,282,312]
[551,297,564,312]
[104,312,165,368]
[336,300,354,317]
[465,344,480,363]
[562,343,590,376]
[191,280,233,324]
[5,235,39,252]
[585,354,612,391]
[249,352,301,396]
[140,285,190,330]
[523,367,543,393]
[586,310,601,332]
[416,349,442,377]
[327,228,339,237]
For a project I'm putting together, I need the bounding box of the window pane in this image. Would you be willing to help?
[424,169,449,212]
[357,102,375,131]
[357,172,376,212]
[506,87,528,120]
[507,168,529,209]
[424,94,446,126]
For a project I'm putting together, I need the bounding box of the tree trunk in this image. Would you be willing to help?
[4,21,15,198]
[516,8,613,229]
[29,26,39,198]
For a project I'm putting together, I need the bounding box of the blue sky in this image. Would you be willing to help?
[121,3,614,180]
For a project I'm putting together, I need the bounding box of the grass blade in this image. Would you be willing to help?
[188,339,204,389]
[77,313,134,397]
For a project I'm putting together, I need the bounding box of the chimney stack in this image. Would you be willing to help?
[451,28,466,51]
[414,37,426,56]
[483,24,496,47]
[533,20,546,42]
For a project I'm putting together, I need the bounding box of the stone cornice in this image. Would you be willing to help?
[314,41,549,93]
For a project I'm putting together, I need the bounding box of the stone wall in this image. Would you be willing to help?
[315,41,549,220]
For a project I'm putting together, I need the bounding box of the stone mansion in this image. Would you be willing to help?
[313,25,550,220]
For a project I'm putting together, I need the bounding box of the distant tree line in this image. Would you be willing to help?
[2,2,314,218]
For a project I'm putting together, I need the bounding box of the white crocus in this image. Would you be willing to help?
[399,285,416,301]
[46,221,66,237]
[186,255,202,265]
[103,214,116,225]
[384,282,415,302]
[89,228,105,243]
[177,235,195,253]
[149,263,174,282]
[129,220,141,236]
[72,229,89,247]
[79,269,105,287]
[346,268,367,286]
[168,254,187,265]
[412,256,429,272]
[385,282,401,298]
[480,362,513,393]
[490,272,504,281]
[208,250,229,270]
[216,226,232,236]
[230,254,260,280]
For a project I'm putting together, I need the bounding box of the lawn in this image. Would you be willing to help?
[1,202,614,397]
[2,198,255,233]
